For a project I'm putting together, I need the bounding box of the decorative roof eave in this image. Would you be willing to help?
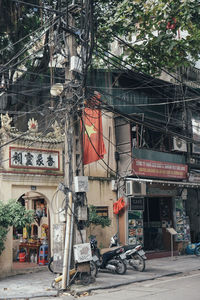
[8,130,64,144]
[0,113,64,145]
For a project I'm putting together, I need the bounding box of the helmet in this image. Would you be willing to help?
[110,233,118,246]
[90,238,97,249]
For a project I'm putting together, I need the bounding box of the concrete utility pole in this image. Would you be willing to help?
[49,0,94,289]
[61,5,84,289]
[61,11,76,289]
[49,0,93,290]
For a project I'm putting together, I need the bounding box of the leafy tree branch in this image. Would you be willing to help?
[86,205,111,228]
[0,199,34,255]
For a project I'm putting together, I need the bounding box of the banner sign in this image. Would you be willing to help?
[9,147,60,170]
[133,158,188,179]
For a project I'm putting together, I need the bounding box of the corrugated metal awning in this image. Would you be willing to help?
[126,177,200,188]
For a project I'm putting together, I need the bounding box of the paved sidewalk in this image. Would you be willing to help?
[70,254,200,294]
[0,255,200,299]
[0,269,57,299]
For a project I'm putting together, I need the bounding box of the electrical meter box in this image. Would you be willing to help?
[73,243,92,263]
[74,176,88,193]
[77,206,88,221]
[70,56,82,73]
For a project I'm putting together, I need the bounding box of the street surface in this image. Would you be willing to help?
[78,270,200,300]
[36,270,200,300]
[1,255,200,299]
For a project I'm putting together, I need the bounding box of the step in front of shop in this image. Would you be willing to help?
[146,250,179,259]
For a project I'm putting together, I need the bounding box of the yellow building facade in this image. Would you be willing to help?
[0,112,118,277]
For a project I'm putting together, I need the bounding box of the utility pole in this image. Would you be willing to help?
[49,0,94,290]
[61,7,77,289]
[61,2,87,289]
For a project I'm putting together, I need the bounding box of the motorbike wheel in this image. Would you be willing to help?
[80,272,91,286]
[90,260,98,277]
[115,259,127,275]
[129,254,145,272]
[195,245,200,256]
[48,256,54,273]
[48,256,60,274]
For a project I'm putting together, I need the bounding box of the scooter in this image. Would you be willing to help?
[195,242,200,256]
[110,234,147,272]
[90,238,127,275]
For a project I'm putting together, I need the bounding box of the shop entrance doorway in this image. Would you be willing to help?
[143,197,173,251]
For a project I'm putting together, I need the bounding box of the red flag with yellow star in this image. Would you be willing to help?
[82,108,106,165]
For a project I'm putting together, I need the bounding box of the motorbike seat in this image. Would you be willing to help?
[123,244,138,251]
[100,246,122,255]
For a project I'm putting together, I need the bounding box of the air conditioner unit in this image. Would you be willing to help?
[126,181,146,196]
[173,137,187,152]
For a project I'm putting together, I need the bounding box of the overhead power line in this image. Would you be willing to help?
[112,34,200,99]
[0,14,55,55]
[92,96,200,146]
[0,18,61,75]
[11,0,65,15]
[95,46,182,102]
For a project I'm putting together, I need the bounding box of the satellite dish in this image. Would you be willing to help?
[50,83,64,97]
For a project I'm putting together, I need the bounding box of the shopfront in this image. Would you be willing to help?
[118,156,195,254]
[125,179,193,254]
[126,184,176,251]
[143,196,173,251]
[0,115,64,275]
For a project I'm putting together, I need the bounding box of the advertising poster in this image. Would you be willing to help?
[174,197,191,242]
[128,210,144,245]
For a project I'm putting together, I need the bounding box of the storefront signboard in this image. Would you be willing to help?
[133,158,188,179]
[147,186,177,196]
[128,197,144,210]
[9,146,60,170]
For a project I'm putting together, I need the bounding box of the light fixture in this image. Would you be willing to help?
[50,83,64,97]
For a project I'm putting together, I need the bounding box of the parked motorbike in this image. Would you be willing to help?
[90,238,127,275]
[110,234,147,272]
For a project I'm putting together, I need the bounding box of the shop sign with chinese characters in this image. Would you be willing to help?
[133,158,188,179]
[9,147,60,171]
